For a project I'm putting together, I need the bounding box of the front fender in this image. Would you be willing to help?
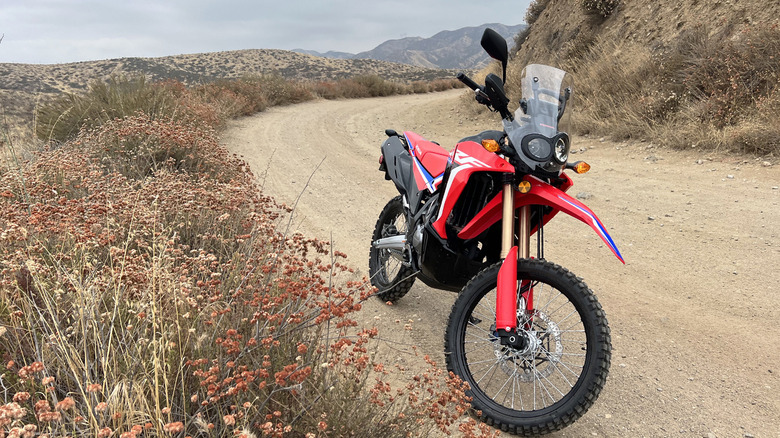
[458,176,624,263]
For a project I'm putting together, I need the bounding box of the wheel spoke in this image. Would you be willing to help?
[539,348,577,387]
[492,371,516,404]
[475,359,502,386]
[446,259,610,430]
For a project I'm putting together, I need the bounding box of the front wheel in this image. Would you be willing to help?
[444,259,611,436]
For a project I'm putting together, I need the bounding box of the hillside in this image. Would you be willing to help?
[353,23,525,69]
[0,48,456,129]
[291,49,355,60]
[508,0,780,155]
[294,23,526,70]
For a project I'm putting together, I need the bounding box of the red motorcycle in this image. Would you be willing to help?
[369,28,624,435]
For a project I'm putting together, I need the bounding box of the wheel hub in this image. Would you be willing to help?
[492,311,564,380]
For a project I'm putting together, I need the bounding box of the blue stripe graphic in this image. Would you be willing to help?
[558,196,624,262]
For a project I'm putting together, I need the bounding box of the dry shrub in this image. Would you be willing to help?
[721,88,780,154]
[74,114,235,181]
[35,76,181,144]
[2,81,496,437]
[309,75,404,99]
[675,25,780,129]
[310,75,462,100]
[562,22,780,155]
[412,78,463,94]
[350,75,400,97]
[581,0,620,18]
[35,75,318,142]
[233,75,313,108]
[567,39,662,138]
[191,80,264,121]
[525,0,551,26]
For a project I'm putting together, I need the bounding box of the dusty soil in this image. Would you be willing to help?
[223,89,780,437]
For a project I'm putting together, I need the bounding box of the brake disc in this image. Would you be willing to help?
[492,311,563,381]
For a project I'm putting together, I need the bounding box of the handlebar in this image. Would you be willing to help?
[457,72,492,108]
[457,72,481,91]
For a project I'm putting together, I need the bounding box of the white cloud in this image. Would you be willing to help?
[0,0,531,64]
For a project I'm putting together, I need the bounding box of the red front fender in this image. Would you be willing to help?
[458,176,624,263]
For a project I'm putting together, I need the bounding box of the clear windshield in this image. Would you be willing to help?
[502,64,571,149]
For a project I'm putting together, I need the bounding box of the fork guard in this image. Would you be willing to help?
[496,247,518,331]
[459,176,624,264]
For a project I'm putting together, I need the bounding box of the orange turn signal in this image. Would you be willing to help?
[572,161,591,174]
[481,139,501,153]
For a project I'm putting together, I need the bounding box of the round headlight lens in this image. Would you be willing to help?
[554,137,568,163]
[526,138,551,161]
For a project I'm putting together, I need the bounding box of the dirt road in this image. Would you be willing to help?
[224,89,780,437]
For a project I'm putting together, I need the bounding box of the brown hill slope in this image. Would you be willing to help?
[0,49,455,129]
[508,0,780,155]
[353,23,526,69]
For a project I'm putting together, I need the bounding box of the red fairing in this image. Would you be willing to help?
[404,132,450,192]
[431,141,514,238]
[459,175,624,263]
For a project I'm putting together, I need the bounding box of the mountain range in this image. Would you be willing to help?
[1,23,523,129]
[294,23,525,70]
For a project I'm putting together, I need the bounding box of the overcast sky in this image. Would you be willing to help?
[0,0,532,65]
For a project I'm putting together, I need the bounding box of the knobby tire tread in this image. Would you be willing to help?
[444,259,611,436]
[368,196,416,303]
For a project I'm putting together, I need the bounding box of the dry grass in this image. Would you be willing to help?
[1,48,459,133]
[0,74,492,437]
[507,0,780,156]
[568,24,780,155]
[32,74,463,144]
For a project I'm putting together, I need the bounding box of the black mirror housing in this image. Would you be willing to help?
[481,28,508,63]
[480,28,509,83]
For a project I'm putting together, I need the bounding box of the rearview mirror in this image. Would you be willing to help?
[481,28,508,83]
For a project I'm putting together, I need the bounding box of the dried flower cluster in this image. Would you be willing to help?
[1,77,495,437]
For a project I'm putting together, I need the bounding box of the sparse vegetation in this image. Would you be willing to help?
[509,0,780,156]
[567,24,780,154]
[33,74,463,144]
[525,0,551,26]
[1,68,486,437]
[35,76,181,143]
[581,0,620,19]
[512,0,549,55]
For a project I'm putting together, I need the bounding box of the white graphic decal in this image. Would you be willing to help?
[454,150,488,168]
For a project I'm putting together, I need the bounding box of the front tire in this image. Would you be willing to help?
[368,196,416,302]
[444,259,610,436]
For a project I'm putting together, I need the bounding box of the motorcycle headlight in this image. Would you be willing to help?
[522,137,552,161]
[554,137,569,163]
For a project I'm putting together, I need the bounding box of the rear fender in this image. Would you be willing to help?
[459,176,624,263]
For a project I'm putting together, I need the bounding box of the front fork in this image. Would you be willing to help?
[496,180,533,343]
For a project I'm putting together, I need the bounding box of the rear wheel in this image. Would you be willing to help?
[368,196,416,302]
[444,259,610,435]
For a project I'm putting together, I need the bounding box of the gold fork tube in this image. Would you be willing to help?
[518,205,531,260]
[500,183,514,259]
